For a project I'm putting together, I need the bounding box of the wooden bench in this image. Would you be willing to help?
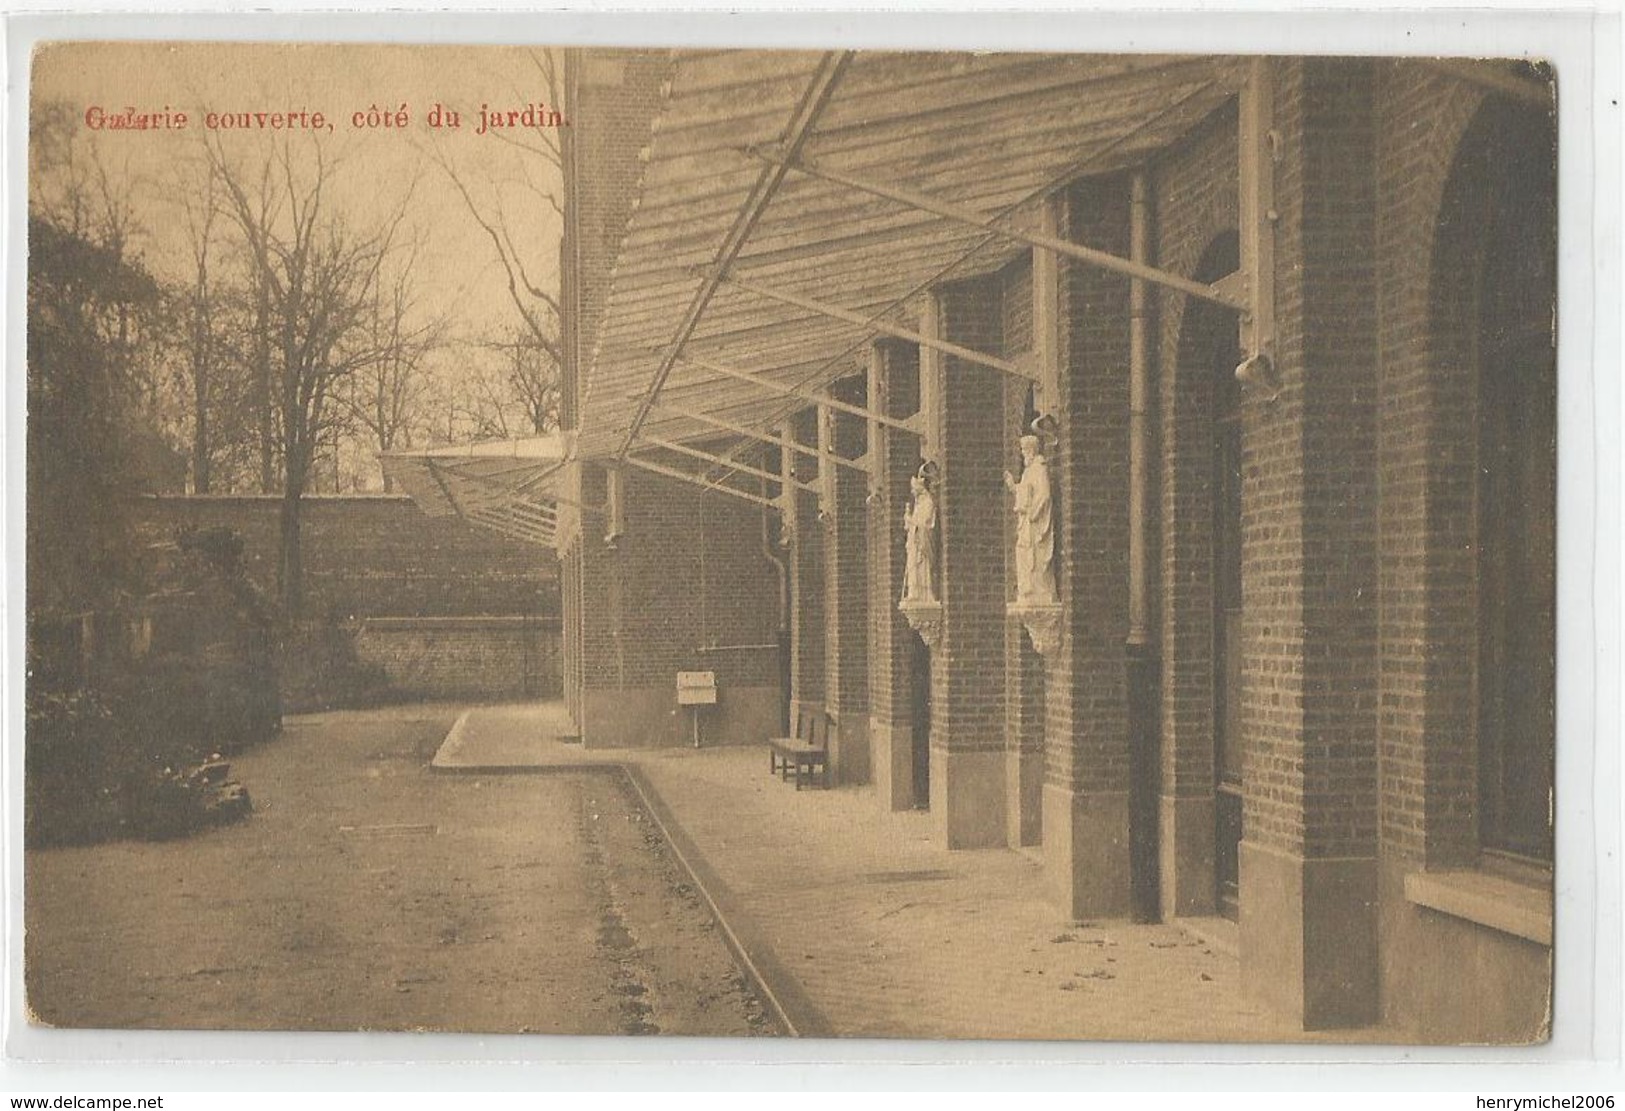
[767,706,831,790]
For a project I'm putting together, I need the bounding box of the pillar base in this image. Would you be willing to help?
[831,713,871,786]
[930,747,1006,849]
[871,717,916,811]
[1042,785,1132,919]
[1239,839,1379,1029]
[1159,793,1218,918]
[1006,747,1043,848]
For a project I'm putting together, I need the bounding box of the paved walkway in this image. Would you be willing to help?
[433,703,1338,1044]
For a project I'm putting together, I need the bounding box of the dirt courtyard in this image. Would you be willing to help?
[24,707,777,1037]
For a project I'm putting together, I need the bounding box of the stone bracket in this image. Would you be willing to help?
[1010,601,1063,657]
[898,599,943,650]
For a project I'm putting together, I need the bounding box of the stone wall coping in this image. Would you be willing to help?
[1403,867,1553,947]
[360,615,561,631]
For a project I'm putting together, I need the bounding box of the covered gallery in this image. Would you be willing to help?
[547,50,1555,1040]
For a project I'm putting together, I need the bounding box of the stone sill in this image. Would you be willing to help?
[1404,868,1553,946]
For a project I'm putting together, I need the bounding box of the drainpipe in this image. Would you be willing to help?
[1128,171,1153,649]
[1126,169,1160,924]
[761,475,791,733]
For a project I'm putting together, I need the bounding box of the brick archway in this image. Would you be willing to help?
[1158,229,1241,921]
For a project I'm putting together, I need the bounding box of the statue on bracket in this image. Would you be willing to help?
[1004,417,1059,606]
[902,460,939,605]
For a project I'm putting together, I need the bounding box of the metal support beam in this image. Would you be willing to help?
[1128,171,1153,648]
[777,426,798,525]
[631,434,819,494]
[618,51,853,462]
[725,80,1227,455]
[865,344,884,499]
[1239,56,1277,367]
[750,149,1246,311]
[639,397,873,474]
[918,293,943,463]
[1033,194,1063,412]
[707,270,1036,381]
[666,351,919,432]
[621,456,784,510]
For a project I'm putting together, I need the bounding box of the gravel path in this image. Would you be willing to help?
[24,707,776,1037]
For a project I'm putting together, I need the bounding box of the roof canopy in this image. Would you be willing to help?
[381,434,570,548]
[577,50,1247,461]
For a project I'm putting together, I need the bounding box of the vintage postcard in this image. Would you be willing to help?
[20,36,1564,1048]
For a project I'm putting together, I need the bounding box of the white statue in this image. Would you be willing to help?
[903,466,938,604]
[1005,433,1058,605]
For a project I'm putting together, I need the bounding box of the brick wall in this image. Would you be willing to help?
[1371,62,1554,1041]
[932,275,1010,760]
[1002,256,1034,356]
[356,617,562,700]
[825,373,872,781]
[866,342,922,730]
[1240,58,1381,863]
[789,407,827,709]
[573,458,784,746]
[1373,63,1489,868]
[131,496,558,621]
[1047,176,1134,798]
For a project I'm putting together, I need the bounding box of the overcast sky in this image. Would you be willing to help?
[30,41,568,352]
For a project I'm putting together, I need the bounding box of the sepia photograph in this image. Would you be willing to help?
[19,36,1564,1049]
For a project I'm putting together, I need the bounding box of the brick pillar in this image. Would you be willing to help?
[929,277,1009,849]
[1044,177,1135,919]
[868,342,923,811]
[824,375,871,784]
[787,407,825,716]
[1237,58,1381,1029]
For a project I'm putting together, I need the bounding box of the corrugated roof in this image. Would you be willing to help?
[381,434,570,547]
[576,50,1246,461]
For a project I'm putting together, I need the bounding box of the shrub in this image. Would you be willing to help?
[276,620,393,713]
[23,685,244,848]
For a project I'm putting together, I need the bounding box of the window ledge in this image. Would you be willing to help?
[1404,869,1552,946]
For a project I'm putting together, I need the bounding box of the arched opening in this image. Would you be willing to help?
[1436,99,1557,863]
[1172,229,1243,916]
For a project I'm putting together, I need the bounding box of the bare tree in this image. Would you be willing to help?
[344,244,445,490]
[429,49,565,372]
[208,136,409,620]
[471,325,560,438]
[173,162,226,492]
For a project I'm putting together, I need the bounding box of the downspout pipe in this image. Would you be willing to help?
[1125,169,1161,925]
[761,474,792,734]
[1128,171,1153,648]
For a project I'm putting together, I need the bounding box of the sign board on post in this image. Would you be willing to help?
[676,671,717,706]
[677,671,717,749]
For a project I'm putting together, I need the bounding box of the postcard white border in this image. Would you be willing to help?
[2,3,1619,1090]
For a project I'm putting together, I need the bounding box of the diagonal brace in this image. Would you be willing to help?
[621,456,784,510]
[639,397,874,475]
[747,148,1245,311]
[664,350,919,432]
[704,270,1036,380]
[630,434,821,494]
[618,51,853,462]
